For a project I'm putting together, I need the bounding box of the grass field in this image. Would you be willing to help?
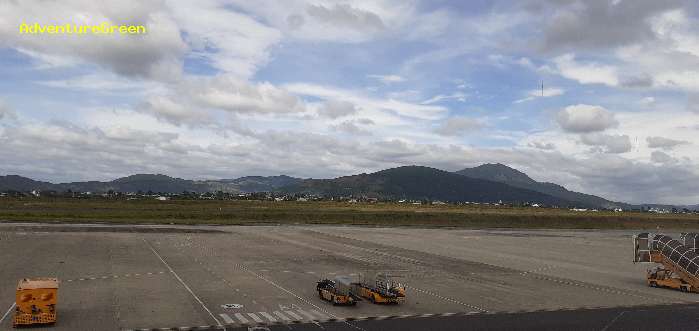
[1,197,699,229]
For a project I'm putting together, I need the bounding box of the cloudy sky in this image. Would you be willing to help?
[1,0,698,204]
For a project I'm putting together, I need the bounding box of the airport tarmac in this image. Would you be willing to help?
[0,223,697,330]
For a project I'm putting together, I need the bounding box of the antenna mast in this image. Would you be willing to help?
[541,80,544,97]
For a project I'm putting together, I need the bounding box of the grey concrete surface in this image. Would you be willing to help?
[0,223,697,330]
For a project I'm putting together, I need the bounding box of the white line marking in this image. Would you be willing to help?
[284,310,303,320]
[143,239,223,329]
[234,313,249,324]
[310,309,328,319]
[297,309,316,320]
[407,285,487,312]
[259,311,277,322]
[0,303,16,325]
[601,311,626,331]
[247,312,264,323]
[273,311,291,321]
[219,313,234,324]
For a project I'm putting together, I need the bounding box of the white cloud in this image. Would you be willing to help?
[556,104,618,133]
[318,100,358,119]
[580,133,632,154]
[141,75,308,125]
[224,0,416,43]
[528,141,556,150]
[284,83,448,120]
[514,87,564,103]
[333,119,373,136]
[688,93,699,113]
[169,0,281,79]
[639,97,656,106]
[646,136,689,149]
[421,92,467,105]
[143,95,212,126]
[650,150,677,164]
[434,117,483,136]
[0,0,187,80]
[0,101,17,121]
[553,54,619,86]
[368,74,405,84]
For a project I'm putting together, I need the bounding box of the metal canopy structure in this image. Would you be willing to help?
[651,234,699,280]
[680,233,699,253]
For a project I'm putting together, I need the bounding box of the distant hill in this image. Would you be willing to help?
[3,166,691,209]
[455,163,626,209]
[0,174,301,194]
[280,166,575,206]
[219,175,302,193]
[0,175,55,192]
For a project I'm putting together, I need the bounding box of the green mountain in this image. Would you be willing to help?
[280,165,576,206]
[220,175,302,193]
[455,163,626,209]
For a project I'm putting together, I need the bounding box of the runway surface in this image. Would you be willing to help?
[0,223,697,330]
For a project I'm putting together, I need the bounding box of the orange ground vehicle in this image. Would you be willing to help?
[13,278,59,327]
[317,277,357,306]
[351,273,406,304]
[647,267,697,293]
[633,233,698,294]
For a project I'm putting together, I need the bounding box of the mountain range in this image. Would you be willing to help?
[0,174,300,194]
[1,163,690,209]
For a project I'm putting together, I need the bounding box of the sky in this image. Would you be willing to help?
[0,0,698,205]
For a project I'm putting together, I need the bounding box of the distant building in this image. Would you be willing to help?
[155,196,169,201]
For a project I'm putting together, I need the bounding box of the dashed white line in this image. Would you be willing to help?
[408,285,488,312]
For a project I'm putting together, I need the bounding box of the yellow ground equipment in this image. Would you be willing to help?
[317,277,358,306]
[646,267,697,293]
[13,278,59,327]
[633,233,698,293]
[351,273,405,304]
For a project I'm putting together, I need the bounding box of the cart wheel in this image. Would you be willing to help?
[680,286,688,292]
[649,281,657,287]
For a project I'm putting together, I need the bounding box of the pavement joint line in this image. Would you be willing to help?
[142,238,224,330]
